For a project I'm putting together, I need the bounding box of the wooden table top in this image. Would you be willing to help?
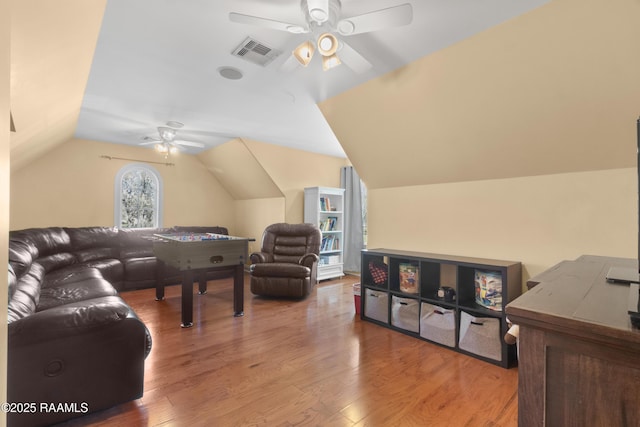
[506,255,640,348]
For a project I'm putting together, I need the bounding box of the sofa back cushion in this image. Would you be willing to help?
[8,264,16,300]
[8,263,44,322]
[64,227,119,250]
[36,253,77,273]
[9,228,71,258]
[8,240,36,279]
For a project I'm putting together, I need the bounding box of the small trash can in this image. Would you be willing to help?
[353,283,361,315]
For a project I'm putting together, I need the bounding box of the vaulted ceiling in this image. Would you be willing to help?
[9,0,551,172]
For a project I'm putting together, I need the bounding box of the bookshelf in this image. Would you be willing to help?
[304,187,345,281]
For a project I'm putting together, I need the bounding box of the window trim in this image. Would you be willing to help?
[114,163,163,229]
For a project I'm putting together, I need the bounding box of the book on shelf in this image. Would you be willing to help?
[320,236,340,252]
[319,216,338,231]
[320,196,332,212]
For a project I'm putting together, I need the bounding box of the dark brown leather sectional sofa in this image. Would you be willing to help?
[7,225,228,427]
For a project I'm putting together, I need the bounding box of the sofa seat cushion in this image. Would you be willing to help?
[123,257,157,282]
[42,266,104,288]
[37,278,118,311]
[74,247,117,263]
[249,262,310,279]
[77,259,124,285]
[249,276,311,299]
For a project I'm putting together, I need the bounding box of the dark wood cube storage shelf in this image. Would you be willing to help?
[361,249,522,368]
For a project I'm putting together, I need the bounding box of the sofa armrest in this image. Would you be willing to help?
[8,296,131,344]
[299,253,319,269]
[7,296,150,426]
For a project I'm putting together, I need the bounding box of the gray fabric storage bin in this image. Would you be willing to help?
[458,311,501,361]
[420,302,456,347]
[391,295,419,333]
[364,288,389,323]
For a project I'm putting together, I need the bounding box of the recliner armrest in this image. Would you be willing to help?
[250,252,272,264]
[299,253,319,269]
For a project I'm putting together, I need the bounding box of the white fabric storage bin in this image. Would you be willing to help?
[364,288,389,323]
[458,311,502,361]
[391,296,419,333]
[419,303,456,347]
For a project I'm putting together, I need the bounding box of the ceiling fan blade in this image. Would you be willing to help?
[229,12,308,34]
[139,136,161,145]
[174,140,205,148]
[338,41,373,74]
[337,3,413,36]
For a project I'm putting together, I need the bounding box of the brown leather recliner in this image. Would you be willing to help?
[249,223,322,298]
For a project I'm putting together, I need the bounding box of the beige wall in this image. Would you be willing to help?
[368,168,636,283]
[1,0,9,422]
[10,139,236,231]
[243,139,349,223]
[197,139,283,200]
[10,0,106,172]
[320,0,640,281]
[234,198,285,255]
[320,0,640,189]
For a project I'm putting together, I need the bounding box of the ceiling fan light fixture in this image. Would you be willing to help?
[155,143,168,153]
[306,0,330,23]
[322,53,341,71]
[169,145,179,155]
[166,121,184,128]
[309,8,328,22]
[337,20,355,35]
[158,126,177,141]
[317,33,338,56]
[293,40,315,66]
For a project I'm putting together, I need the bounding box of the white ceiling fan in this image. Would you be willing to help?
[229,0,413,73]
[139,121,206,155]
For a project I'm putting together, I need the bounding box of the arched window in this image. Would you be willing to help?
[115,163,163,228]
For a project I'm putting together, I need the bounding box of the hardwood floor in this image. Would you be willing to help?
[58,274,518,427]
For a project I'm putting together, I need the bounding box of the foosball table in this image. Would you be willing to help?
[151,232,254,327]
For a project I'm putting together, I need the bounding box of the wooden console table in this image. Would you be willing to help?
[506,255,640,426]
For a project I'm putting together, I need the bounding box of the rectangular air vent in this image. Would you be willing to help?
[232,37,281,67]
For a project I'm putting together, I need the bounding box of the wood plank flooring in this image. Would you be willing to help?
[57,274,518,427]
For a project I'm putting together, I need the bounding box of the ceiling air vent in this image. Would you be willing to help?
[232,37,281,67]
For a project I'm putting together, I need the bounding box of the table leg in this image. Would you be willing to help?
[233,264,244,317]
[198,271,207,294]
[181,269,194,328]
[155,260,165,301]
